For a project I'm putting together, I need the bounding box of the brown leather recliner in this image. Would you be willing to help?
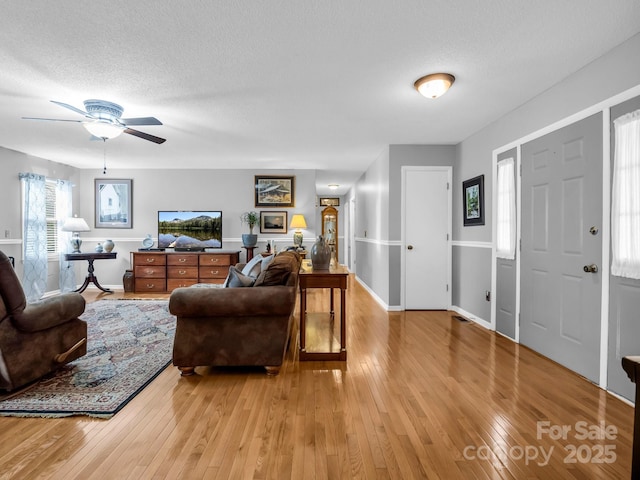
[169,251,301,376]
[0,250,87,391]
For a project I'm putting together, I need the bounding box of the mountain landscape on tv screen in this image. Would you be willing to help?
[158,213,222,248]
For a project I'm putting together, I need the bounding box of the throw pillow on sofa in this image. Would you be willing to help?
[240,254,263,278]
[254,251,299,287]
[241,253,275,278]
[226,265,256,287]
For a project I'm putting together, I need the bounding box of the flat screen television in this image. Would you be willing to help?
[158,211,222,249]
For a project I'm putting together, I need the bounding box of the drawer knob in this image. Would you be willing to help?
[211,270,219,274]
[146,283,155,289]
[146,258,155,263]
[179,270,186,275]
[179,258,187,263]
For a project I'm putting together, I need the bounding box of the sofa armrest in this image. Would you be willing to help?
[169,285,296,318]
[12,292,86,333]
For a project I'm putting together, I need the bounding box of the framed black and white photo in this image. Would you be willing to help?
[463,175,484,226]
[260,211,288,234]
[255,175,295,207]
[95,178,132,228]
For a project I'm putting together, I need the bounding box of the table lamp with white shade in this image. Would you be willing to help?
[289,214,307,248]
[61,216,91,253]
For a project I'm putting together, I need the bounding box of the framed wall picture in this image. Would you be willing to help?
[95,178,132,228]
[319,197,340,207]
[260,211,288,234]
[463,175,484,226]
[255,175,295,207]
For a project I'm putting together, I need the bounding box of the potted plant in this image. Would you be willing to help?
[240,211,259,247]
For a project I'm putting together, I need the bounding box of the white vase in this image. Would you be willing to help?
[103,239,115,253]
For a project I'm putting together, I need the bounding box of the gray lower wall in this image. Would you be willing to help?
[452,245,491,322]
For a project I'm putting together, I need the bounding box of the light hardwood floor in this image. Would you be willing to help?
[0,278,635,479]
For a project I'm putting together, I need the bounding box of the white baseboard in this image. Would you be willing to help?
[355,276,401,311]
[450,305,492,330]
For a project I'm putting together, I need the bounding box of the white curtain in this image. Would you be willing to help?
[19,172,47,301]
[57,179,77,292]
[496,157,516,260]
[611,109,640,279]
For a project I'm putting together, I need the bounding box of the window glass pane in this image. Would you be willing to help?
[496,157,516,259]
[612,110,640,279]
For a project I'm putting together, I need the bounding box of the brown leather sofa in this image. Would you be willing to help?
[0,250,87,391]
[168,251,301,376]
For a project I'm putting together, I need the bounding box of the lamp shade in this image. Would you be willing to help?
[414,73,455,99]
[82,121,124,139]
[62,217,90,232]
[289,214,307,230]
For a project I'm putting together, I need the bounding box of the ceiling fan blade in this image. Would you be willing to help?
[22,117,83,122]
[50,100,92,118]
[121,116,163,126]
[124,128,166,144]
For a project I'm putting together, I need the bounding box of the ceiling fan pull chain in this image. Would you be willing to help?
[103,139,107,174]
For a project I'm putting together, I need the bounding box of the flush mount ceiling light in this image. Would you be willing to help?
[414,73,455,99]
[328,184,339,190]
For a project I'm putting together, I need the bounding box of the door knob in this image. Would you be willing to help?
[589,226,599,235]
[583,264,598,273]
[407,245,414,250]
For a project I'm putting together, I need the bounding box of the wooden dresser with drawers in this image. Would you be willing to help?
[132,251,240,293]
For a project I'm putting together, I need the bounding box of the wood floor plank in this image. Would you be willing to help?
[0,280,635,479]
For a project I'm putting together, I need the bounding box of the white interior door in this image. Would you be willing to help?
[402,167,452,309]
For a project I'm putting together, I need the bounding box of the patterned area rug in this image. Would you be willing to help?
[0,299,175,419]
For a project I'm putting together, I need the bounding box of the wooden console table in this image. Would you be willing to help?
[622,356,640,479]
[64,252,117,293]
[298,260,348,361]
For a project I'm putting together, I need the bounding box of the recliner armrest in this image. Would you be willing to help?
[12,292,86,333]
[169,285,296,318]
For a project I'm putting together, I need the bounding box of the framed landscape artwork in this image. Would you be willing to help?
[463,175,484,226]
[319,197,340,207]
[95,178,132,228]
[255,175,295,207]
[260,211,287,234]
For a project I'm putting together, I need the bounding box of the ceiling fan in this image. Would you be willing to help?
[23,99,166,144]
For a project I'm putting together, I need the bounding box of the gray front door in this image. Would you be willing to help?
[520,113,602,382]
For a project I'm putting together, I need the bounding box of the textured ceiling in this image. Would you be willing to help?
[2,1,640,194]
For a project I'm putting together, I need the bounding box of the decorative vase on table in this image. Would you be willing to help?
[241,234,258,248]
[103,239,115,253]
[310,236,331,270]
[95,243,103,253]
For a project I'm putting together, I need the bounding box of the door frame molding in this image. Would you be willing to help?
[491,83,640,388]
[400,165,452,310]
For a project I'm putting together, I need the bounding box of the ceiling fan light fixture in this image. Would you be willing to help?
[414,73,455,99]
[82,121,124,139]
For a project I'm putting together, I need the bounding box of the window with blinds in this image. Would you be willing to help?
[45,181,57,254]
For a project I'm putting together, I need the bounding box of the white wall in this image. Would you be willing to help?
[71,168,318,289]
[0,148,81,291]
[1,159,317,292]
